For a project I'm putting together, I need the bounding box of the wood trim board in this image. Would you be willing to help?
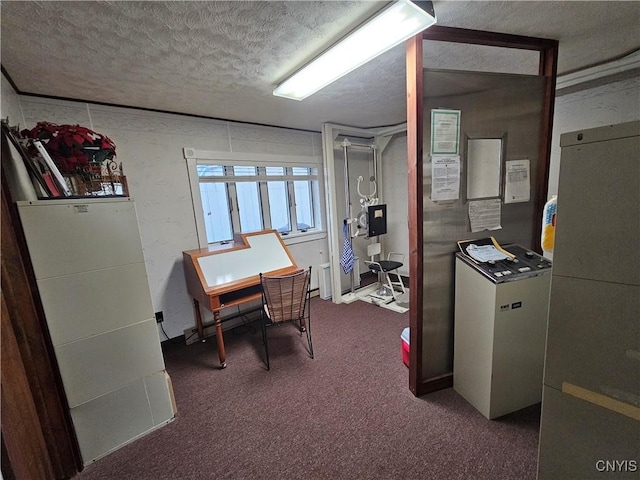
[407,26,558,397]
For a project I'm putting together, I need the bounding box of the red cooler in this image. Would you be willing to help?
[401,327,410,367]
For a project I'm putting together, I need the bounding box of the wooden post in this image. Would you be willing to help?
[406,33,424,397]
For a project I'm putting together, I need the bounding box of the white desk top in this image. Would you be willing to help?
[197,232,294,288]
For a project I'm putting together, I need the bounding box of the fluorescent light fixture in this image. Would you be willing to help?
[273,0,436,101]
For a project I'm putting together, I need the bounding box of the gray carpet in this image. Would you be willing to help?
[76,297,540,480]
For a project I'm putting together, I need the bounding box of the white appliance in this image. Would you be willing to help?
[17,197,175,465]
[537,121,640,479]
[453,244,552,419]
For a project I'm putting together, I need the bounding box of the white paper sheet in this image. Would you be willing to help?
[431,155,460,201]
[431,109,461,155]
[468,199,502,233]
[465,244,510,262]
[504,159,530,203]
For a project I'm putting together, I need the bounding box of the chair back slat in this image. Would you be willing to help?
[261,269,310,324]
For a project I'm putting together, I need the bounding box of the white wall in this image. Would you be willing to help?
[381,134,409,277]
[1,75,25,126]
[548,75,640,198]
[6,84,328,339]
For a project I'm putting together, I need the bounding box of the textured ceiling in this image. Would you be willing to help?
[1,1,639,132]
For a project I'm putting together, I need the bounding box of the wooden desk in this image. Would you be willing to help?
[183,230,300,368]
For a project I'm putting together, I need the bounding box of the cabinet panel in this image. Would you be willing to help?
[544,276,640,394]
[144,372,176,426]
[490,274,549,418]
[55,319,165,408]
[538,386,640,480]
[453,260,497,418]
[70,379,154,465]
[553,132,640,285]
[17,198,146,279]
[38,262,154,346]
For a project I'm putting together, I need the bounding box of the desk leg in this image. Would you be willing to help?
[193,299,204,341]
[214,310,227,369]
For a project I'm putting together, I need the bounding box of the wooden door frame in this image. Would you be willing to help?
[406,26,558,396]
[1,153,82,478]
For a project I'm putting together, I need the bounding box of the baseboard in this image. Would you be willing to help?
[418,372,453,395]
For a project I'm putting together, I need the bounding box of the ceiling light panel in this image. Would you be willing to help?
[273,0,436,101]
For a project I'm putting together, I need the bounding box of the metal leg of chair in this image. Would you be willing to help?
[261,314,270,371]
[381,271,397,300]
[387,270,405,299]
[394,269,406,294]
[305,316,314,359]
[376,271,392,296]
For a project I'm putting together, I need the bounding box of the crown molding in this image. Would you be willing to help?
[557,50,640,91]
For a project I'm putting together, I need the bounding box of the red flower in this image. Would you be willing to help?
[21,122,116,174]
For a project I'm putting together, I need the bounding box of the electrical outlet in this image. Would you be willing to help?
[155,311,164,323]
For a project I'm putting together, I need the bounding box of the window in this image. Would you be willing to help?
[197,163,319,244]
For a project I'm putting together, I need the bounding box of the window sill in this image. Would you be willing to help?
[281,230,327,245]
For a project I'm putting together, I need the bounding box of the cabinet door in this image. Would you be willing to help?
[37,262,154,346]
[554,133,640,285]
[538,386,640,480]
[17,199,146,279]
[54,319,165,408]
[544,276,640,394]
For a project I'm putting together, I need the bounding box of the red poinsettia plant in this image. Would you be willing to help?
[21,122,117,174]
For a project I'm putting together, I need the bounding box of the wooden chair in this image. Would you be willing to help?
[259,267,314,370]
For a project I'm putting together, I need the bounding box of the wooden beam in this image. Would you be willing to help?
[1,152,82,477]
[1,293,55,480]
[423,25,557,51]
[534,43,559,253]
[407,25,559,396]
[406,33,424,397]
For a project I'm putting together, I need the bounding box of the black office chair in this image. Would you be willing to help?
[259,267,314,370]
[364,243,406,301]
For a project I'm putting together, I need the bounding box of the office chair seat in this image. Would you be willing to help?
[364,243,406,301]
[368,260,403,273]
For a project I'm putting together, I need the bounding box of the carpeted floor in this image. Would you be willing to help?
[76,297,541,480]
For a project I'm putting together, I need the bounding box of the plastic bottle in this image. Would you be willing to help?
[541,195,557,252]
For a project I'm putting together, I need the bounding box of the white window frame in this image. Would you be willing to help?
[184,148,326,248]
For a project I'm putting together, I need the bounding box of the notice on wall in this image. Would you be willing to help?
[431,109,461,155]
[504,159,531,204]
[431,155,460,201]
[468,199,502,233]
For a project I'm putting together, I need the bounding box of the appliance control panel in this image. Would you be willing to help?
[456,244,552,284]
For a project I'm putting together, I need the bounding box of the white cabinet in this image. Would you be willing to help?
[537,121,640,479]
[454,254,551,420]
[17,197,175,465]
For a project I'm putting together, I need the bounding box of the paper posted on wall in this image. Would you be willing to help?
[430,109,461,155]
[504,159,530,203]
[431,155,460,201]
[468,198,502,233]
